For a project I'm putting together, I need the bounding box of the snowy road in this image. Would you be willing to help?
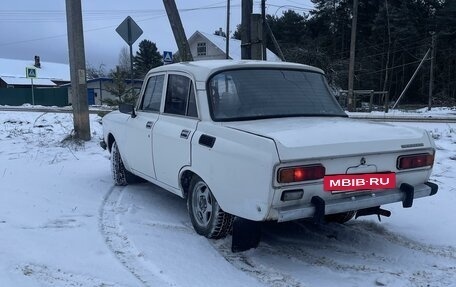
[104,182,456,287]
[1,111,455,286]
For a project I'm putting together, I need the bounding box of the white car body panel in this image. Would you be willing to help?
[102,60,438,222]
[124,111,158,179]
[189,121,279,221]
[153,114,198,192]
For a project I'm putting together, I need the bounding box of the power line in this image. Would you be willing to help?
[266,3,312,16]
[283,0,314,9]
[0,4,241,23]
[328,34,431,58]
[354,41,430,62]
[0,3,239,47]
[356,58,427,76]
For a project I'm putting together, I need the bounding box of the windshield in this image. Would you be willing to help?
[207,68,346,121]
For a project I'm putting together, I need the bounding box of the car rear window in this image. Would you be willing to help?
[207,69,346,121]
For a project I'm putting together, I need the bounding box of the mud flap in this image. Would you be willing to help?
[400,183,414,208]
[425,181,438,196]
[231,217,261,253]
[311,196,325,224]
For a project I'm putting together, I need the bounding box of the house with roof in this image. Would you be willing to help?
[0,56,70,88]
[0,56,70,106]
[177,30,282,62]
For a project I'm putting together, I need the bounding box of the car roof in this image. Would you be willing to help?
[147,60,324,82]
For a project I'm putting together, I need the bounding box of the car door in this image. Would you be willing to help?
[124,73,165,179]
[153,73,199,191]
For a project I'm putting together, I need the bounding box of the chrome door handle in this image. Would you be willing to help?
[145,121,153,129]
[180,129,191,139]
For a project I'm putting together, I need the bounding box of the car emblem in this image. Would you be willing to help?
[360,157,366,165]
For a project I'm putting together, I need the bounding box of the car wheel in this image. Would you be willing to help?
[187,177,234,239]
[111,141,143,185]
[325,211,356,224]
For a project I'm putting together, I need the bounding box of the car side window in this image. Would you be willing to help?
[141,74,164,112]
[164,74,198,117]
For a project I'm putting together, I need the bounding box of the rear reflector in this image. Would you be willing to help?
[281,189,304,201]
[278,165,325,183]
[397,153,434,170]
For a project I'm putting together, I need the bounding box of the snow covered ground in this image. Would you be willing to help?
[0,110,455,287]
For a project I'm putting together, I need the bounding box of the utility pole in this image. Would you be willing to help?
[65,0,91,141]
[241,0,253,59]
[163,0,193,62]
[347,0,358,112]
[383,0,391,113]
[226,0,230,59]
[428,33,436,111]
[251,14,263,60]
[261,0,267,60]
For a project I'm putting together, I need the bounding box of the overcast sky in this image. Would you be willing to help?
[0,0,313,70]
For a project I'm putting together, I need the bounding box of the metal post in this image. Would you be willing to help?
[347,0,359,112]
[129,43,134,94]
[99,79,103,105]
[31,78,35,105]
[65,0,91,140]
[127,18,134,93]
[369,90,374,112]
[225,0,230,59]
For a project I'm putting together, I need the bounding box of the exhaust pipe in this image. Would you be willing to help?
[355,206,391,222]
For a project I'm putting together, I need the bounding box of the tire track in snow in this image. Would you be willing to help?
[288,220,456,261]
[101,183,301,287]
[211,239,302,287]
[18,263,129,287]
[99,186,174,287]
[350,221,456,260]
[257,221,456,286]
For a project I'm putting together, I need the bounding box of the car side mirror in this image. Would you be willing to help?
[119,103,136,118]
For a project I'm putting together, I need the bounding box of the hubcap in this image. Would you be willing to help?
[192,182,213,227]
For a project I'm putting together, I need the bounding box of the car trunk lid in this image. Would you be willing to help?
[223,117,430,161]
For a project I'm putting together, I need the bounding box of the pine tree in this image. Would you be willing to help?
[133,40,163,79]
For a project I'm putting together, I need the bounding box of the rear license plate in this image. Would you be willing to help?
[323,173,396,192]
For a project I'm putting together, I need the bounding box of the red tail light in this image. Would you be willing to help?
[397,153,434,170]
[278,165,326,183]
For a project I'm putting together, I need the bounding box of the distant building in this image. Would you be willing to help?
[67,77,143,106]
[0,56,70,88]
[176,30,282,62]
[0,56,70,106]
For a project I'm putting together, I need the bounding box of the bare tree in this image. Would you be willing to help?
[86,63,107,79]
[118,47,130,73]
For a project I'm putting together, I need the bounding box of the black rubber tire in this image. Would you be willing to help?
[111,141,143,185]
[325,210,356,224]
[187,176,234,239]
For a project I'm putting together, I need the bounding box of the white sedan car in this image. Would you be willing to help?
[101,60,438,245]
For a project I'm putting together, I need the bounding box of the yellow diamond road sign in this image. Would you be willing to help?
[26,67,37,79]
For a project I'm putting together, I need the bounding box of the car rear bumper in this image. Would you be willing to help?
[276,182,438,222]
